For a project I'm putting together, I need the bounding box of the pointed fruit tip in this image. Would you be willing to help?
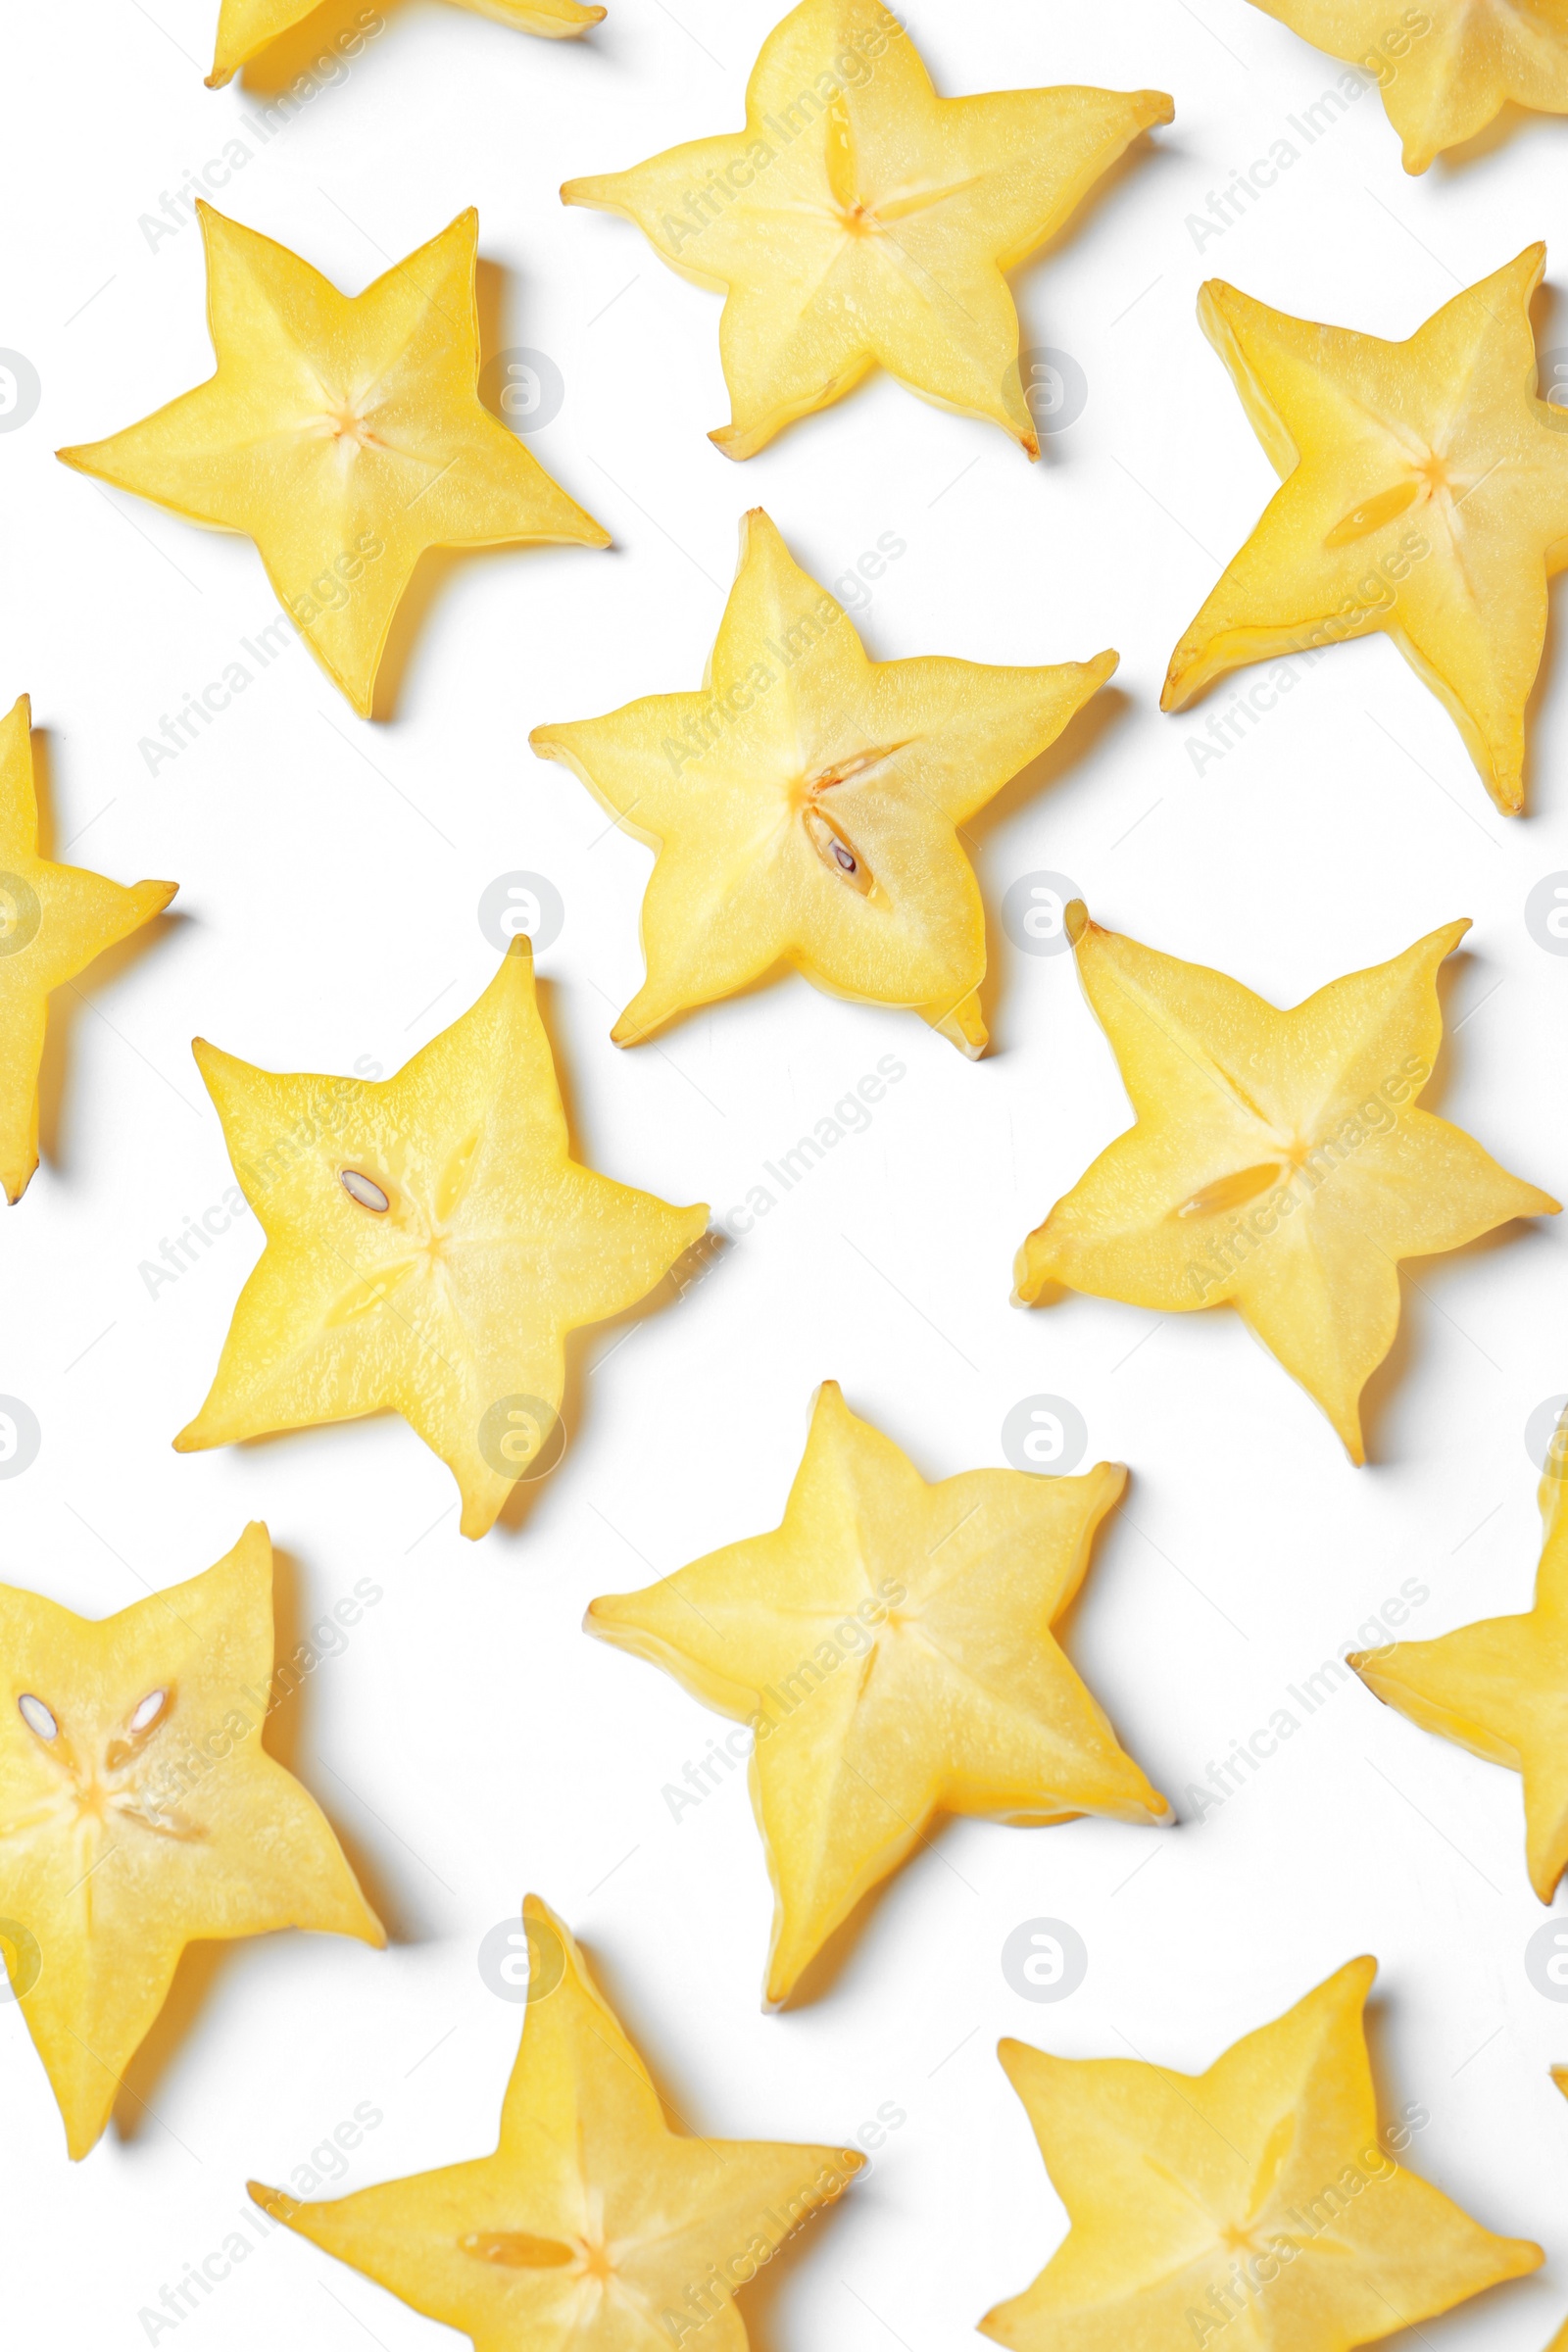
[1139,89,1176,126]
[248,2181,298,2224]
[1063,898,1089,946]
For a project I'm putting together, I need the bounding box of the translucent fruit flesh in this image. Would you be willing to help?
[982,1957,1542,2349]
[58,207,609,717]
[1015,905,1556,1462]
[1350,1403,1568,1901]
[1161,248,1568,813]
[0,695,176,1203]
[250,1894,860,2349]
[0,1521,382,2158]
[531,509,1116,1054]
[173,938,709,1539]
[561,0,1171,458]
[588,1381,1170,2006]
[1249,1,1568,172]
[209,0,604,89]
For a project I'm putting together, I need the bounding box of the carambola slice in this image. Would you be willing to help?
[981,1956,1541,2350]
[0,1522,382,2158]
[1352,1402,1568,1900]
[0,694,175,1203]
[251,1894,860,2349]
[532,509,1116,1054]
[1162,248,1568,813]
[588,1381,1170,2006]
[174,939,709,1539]
[1015,905,1556,1462]
[58,207,609,717]
[1250,1,1568,172]
[562,0,1171,458]
[209,0,604,88]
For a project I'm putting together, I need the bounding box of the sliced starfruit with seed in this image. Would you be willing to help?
[174,939,708,1540]
[1351,1402,1568,1900]
[1015,905,1556,1462]
[58,207,608,718]
[1249,0,1568,172]
[1162,248,1568,814]
[532,509,1116,1054]
[208,0,603,90]
[982,1956,1541,2350]
[0,1522,382,2158]
[561,0,1171,458]
[0,694,175,1204]
[588,1381,1170,2006]
[250,1894,859,2345]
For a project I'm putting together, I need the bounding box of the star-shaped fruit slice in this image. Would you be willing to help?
[251,1893,860,2346]
[981,1955,1542,2350]
[1249,1,1568,172]
[174,938,708,1540]
[1351,1403,1568,1899]
[0,1521,382,2159]
[1161,248,1568,814]
[561,0,1172,458]
[1015,906,1556,1462]
[209,0,603,87]
[588,1381,1170,2007]
[57,206,609,717]
[532,509,1115,1055]
[0,694,175,1204]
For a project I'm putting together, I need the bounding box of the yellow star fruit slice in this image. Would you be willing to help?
[1161,247,1568,814]
[1250,1,1568,172]
[532,510,1116,1056]
[0,1521,382,2160]
[1015,905,1556,1463]
[1546,2066,1568,2349]
[588,1381,1170,2008]
[0,694,176,1205]
[250,1893,860,2347]
[1351,1402,1568,1900]
[560,0,1172,459]
[981,1955,1542,2351]
[209,0,603,87]
[57,206,609,718]
[174,938,709,1540]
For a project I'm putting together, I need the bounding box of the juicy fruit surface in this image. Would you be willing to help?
[588,1382,1170,2005]
[1351,1405,1568,1900]
[1250,0,1568,171]
[0,695,175,1204]
[532,509,1115,1054]
[58,208,608,716]
[0,1523,382,2158]
[1015,907,1556,1462]
[210,0,604,81]
[561,0,1171,457]
[981,1957,1542,2350]
[174,939,708,1539]
[250,1894,859,2348]
[1161,248,1568,813]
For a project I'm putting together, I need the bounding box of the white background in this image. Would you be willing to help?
[3,0,1568,2344]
